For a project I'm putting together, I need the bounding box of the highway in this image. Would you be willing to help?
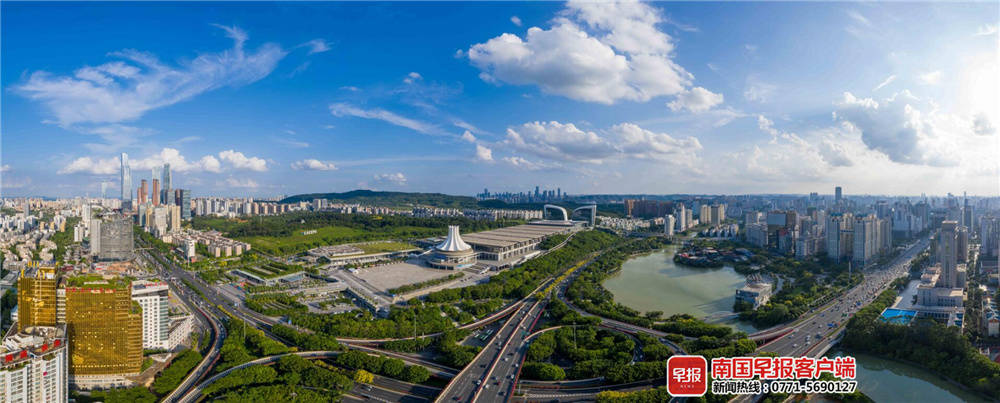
[138,247,226,403]
[436,299,546,402]
[757,237,929,358]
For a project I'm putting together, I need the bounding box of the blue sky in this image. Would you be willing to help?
[2,1,998,198]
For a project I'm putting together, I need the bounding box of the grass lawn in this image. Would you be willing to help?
[357,241,418,254]
[238,226,366,254]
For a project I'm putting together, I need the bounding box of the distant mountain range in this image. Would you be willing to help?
[279,189,623,216]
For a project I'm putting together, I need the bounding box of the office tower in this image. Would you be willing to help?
[835,186,842,203]
[557,188,561,199]
[664,215,675,236]
[63,276,143,377]
[675,204,687,230]
[17,266,58,331]
[852,215,877,267]
[957,226,969,263]
[168,205,181,232]
[120,153,131,203]
[24,201,30,217]
[131,280,170,350]
[151,179,160,206]
[939,221,959,288]
[0,325,69,403]
[139,180,148,205]
[161,164,171,191]
[534,186,540,197]
[95,217,133,261]
[174,189,191,220]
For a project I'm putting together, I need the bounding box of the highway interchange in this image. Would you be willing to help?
[141,231,932,403]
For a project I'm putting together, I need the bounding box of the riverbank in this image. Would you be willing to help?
[603,246,760,334]
[828,349,992,402]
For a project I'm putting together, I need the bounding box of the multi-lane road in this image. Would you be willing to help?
[759,237,929,358]
[436,299,546,402]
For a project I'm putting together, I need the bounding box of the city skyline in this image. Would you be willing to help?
[3,1,998,198]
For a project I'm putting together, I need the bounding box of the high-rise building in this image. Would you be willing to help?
[119,153,131,204]
[175,189,192,221]
[17,266,58,330]
[138,180,148,205]
[131,280,170,350]
[710,204,726,226]
[94,217,133,261]
[938,221,960,288]
[0,325,69,403]
[852,215,877,267]
[664,215,675,236]
[63,276,143,378]
[835,186,843,203]
[151,179,160,206]
[161,164,171,192]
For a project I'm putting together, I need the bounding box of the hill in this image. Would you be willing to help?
[279,189,624,216]
[279,190,480,208]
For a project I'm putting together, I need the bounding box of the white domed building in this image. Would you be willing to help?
[426,225,477,270]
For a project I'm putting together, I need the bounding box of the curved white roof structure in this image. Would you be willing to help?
[436,225,472,252]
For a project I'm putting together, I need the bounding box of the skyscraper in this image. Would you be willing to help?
[17,266,58,331]
[161,163,171,192]
[151,179,160,206]
[120,153,131,203]
[939,221,959,288]
[63,276,143,377]
[835,186,842,203]
[139,180,148,205]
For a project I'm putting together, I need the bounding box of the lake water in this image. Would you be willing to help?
[602,246,760,334]
[827,349,990,402]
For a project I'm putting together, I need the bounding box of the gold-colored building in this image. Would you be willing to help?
[17,265,58,330]
[63,276,143,375]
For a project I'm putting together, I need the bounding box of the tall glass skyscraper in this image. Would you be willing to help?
[161,163,171,191]
[120,153,132,202]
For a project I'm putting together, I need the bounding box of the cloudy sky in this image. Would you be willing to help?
[2,1,998,198]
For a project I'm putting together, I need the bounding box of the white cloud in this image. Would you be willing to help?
[14,24,288,126]
[834,91,971,166]
[974,24,998,36]
[373,172,407,186]
[872,74,896,92]
[608,123,702,162]
[502,156,550,170]
[291,159,337,171]
[510,16,522,26]
[403,72,422,84]
[973,113,996,136]
[329,103,440,135]
[466,0,704,105]
[58,147,225,175]
[273,137,310,148]
[503,120,701,164]
[223,177,259,188]
[0,165,10,172]
[475,144,494,161]
[58,156,119,175]
[218,150,268,171]
[846,10,871,27]
[302,39,331,54]
[461,130,477,143]
[919,71,942,85]
[505,121,615,163]
[668,87,724,113]
[743,76,776,103]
